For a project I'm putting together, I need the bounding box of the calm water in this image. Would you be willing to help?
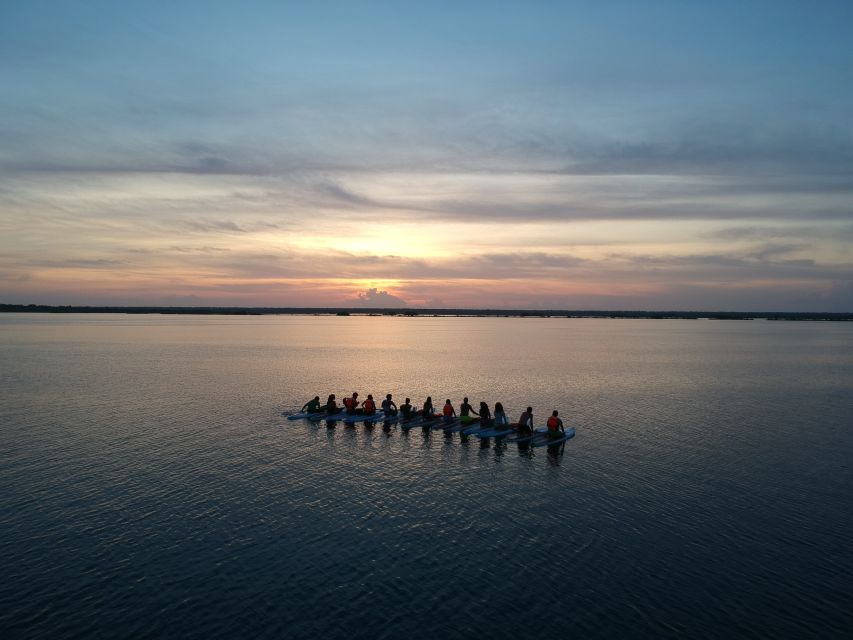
[1,313,851,639]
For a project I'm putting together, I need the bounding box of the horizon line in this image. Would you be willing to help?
[2,303,851,320]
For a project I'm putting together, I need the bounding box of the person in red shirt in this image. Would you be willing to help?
[442,399,456,423]
[362,394,377,416]
[343,392,360,415]
[546,410,565,439]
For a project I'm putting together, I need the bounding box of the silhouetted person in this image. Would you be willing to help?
[381,393,397,415]
[325,394,338,414]
[362,394,377,416]
[517,406,533,435]
[301,395,322,413]
[442,399,456,423]
[546,410,565,439]
[343,392,360,415]
[400,398,414,420]
[460,397,479,421]
[494,402,508,427]
[421,396,434,419]
[478,401,492,428]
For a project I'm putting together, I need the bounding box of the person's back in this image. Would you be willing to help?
[325,394,338,414]
[547,410,564,437]
[442,399,456,421]
[460,397,479,419]
[363,394,376,415]
[302,396,322,413]
[518,407,533,434]
[381,394,397,415]
[494,402,508,426]
[479,401,492,427]
[400,398,413,420]
[422,396,434,418]
[344,392,359,414]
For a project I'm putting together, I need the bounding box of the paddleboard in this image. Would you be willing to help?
[318,411,350,422]
[531,428,576,448]
[506,426,548,443]
[339,411,383,423]
[431,419,459,430]
[475,427,515,438]
[286,411,325,420]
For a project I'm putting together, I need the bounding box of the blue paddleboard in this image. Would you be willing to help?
[286,411,325,420]
[475,427,515,438]
[531,427,576,448]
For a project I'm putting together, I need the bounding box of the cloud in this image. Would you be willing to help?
[347,287,408,308]
[708,224,853,242]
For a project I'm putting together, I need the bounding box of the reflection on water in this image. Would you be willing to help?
[1,313,852,639]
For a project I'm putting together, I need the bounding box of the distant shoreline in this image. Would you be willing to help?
[1,304,850,321]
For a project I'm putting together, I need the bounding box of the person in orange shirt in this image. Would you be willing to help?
[343,392,360,415]
[546,410,565,439]
[442,399,456,423]
[362,394,377,416]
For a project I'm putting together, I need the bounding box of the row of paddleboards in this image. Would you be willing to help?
[284,410,576,447]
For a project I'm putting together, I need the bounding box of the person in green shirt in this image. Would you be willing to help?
[301,396,322,414]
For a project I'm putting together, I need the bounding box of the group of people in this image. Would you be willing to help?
[301,392,566,438]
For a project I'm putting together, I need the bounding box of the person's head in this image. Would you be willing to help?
[386,394,392,400]
[463,397,469,403]
[367,394,373,400]
[445,399,451,404]
[426,396,432,402]
[495,402,503,412]
[328,394,336,400]
[552,410,558,417]
[314,396,320,401]
[480,401,487,409]
[405,397,410,403]
[353,392,359,398]
[527,406,532,413]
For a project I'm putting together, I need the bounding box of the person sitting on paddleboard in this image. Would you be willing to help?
[343,392,360,415]
[494,402,508,427]
[325,394,338,414]
[517,407,533,435]
[460,397,479,422]
[301,396,322,414]
[442,399,456,423]
[547,410,565,439]
[421,396,434,419]
[381,393,398,416]
[478,401,493,428]
[362,394,377,416]
[400,398,414,420]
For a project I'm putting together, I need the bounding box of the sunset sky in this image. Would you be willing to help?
[2,1,852,310]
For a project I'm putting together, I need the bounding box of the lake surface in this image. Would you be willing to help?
[1,313,851,639]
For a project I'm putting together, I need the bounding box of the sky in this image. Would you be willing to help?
[1,0,852,311]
